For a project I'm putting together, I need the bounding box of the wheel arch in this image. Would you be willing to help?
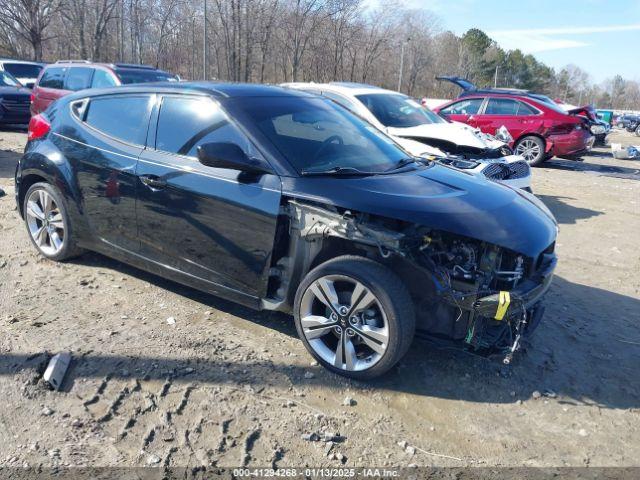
[514,132,547,149]
[17,148,85,233]
[262,199,405,313]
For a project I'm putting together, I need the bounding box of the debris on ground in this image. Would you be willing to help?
[342,397,356,406]
[301,432,320,442]
[40,407,54,416]
[303,371,315,379]
[611,143,640,159]
[43,352,71,391]
[166,317,176,325]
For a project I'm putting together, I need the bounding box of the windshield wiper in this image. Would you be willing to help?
[301,166,378,176]
[384,157,426,173]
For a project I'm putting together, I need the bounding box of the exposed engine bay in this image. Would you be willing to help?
[265,200,556,363]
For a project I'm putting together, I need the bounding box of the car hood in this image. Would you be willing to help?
[282,164,557,258]
[393,136,446,157]
[386,122,505,150]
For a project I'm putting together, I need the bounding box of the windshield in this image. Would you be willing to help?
[356,93,445,128]
[0,71,20,87]
[3,63,42,78]
[226,96,410,174]
[114,68,176,84]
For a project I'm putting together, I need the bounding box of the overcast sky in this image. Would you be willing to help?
[379,0,640,83]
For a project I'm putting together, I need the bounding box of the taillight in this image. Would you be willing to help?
[28,114,51,141]
[30,92,34,103]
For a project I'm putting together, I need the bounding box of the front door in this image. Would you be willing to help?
[136,94,282,302]
[439,97,485,128]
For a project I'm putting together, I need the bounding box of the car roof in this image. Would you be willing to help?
[0,58,45,66]
[46,61,169,72]
[76,81,316,99]
[283,81,404,97]
[458,89,556,104]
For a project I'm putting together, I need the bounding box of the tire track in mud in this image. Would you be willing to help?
[78,374,261,467]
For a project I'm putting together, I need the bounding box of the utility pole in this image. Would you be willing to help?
[494,65,499,87]
[397,38,409,92]
[203,0,207,80]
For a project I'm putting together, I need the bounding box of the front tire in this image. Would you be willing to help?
[294,255,415,380]
[23,182,83,261]
[515,136,546,167]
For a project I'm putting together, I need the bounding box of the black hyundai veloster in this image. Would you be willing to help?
[15,83,557,379]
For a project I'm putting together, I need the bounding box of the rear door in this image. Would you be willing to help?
[474,97,543,139]
[136,94,282,302]
[55,93,154,252]
[63,67,94,93]
[32,66,69,114]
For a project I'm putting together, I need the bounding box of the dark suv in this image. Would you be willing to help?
[16,82,557,379]
[617,114,640,135]
[31,61,177,115]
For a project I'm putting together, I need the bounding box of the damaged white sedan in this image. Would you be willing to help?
[283,82,532,191]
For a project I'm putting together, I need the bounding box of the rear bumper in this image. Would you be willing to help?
[548,130,594,157]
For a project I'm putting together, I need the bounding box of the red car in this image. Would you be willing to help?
[31,60,177,116]
[433,77,594,166]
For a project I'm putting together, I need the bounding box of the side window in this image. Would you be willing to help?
[85,95,151,145]
[440,98,484,115]
[64,67,94,91]
[484,98,519,115]
[155,96,259,158]
[91,69,117,88]
[517,101,538,116]
[38,67,66,89]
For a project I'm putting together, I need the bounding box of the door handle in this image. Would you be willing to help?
[139,174,166,190]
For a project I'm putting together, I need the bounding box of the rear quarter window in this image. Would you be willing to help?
[38,67,67,89]
[84,95,152,145]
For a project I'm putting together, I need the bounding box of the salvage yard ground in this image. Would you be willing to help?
[0,129,639,468]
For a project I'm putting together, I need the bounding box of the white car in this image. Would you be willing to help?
[0,59,44,89]
[282,82,532,191]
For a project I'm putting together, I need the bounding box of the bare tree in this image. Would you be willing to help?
[0,0,60,60]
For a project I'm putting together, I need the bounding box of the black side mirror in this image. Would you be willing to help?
[196,142,271,175]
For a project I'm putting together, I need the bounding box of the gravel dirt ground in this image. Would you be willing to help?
[0,127,639,470]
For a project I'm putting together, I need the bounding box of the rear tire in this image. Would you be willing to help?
[23,182,84,261]
[635,126,640,137]
[515,136,546,167]
[293,255,415,380]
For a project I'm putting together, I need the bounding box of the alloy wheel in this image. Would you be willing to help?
[25,188,65,256]
[299,274,389,372]
[515,139,541,164]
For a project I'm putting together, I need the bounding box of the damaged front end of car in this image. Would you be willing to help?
[264,198,557,364]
